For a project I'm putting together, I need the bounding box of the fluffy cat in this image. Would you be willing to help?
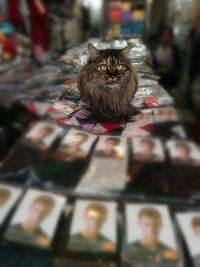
[77,43,138,121]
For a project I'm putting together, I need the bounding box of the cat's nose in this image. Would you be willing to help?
[109,76,117,80]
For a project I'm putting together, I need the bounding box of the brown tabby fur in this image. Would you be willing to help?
[77,43,138,121]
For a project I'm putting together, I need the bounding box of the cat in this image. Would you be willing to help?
[77,43,138,122]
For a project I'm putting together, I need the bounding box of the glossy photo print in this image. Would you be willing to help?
[54,129,96,162]
[124,203,178,262]
[24,121,63,151]
[5,189,66,248]
[132,137,165,162]
[95,135,125,160]
[176,212,200,267]
[166,140,200,166]
[0,184,22,226]
[68,199,117,253]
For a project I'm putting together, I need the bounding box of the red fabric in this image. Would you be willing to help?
[28,0,50,51]
[2,39,17,58]
[28,0,49,20]
[8,0,23,24]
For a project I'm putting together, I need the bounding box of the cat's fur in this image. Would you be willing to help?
[77,43,138,121]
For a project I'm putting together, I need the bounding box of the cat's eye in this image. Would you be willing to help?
[116,64,124,71]
[100,64,108,72]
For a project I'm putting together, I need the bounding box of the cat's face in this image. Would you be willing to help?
[87,43,133,90]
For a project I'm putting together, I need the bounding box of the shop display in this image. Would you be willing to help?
[0,37,199,267]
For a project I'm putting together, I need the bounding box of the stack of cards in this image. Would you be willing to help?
[76,135,128,193]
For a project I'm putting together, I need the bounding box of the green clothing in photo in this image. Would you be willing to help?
[125,240,177,262]
[68,232,116,253]
[5,223,50,247]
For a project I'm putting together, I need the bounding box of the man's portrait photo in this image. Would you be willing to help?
[0,185,22,226]
[25,122,63,151]
[54,129,96,162]
[177,212,200,267]
[5,189,66,248]
[125,204,177,262]
[166,141,200,166]
[133,137,165,162]
[95,136,125,160]
[68,200,117,253]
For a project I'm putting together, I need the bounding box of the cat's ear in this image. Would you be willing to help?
[88,43,100,61]
[120,43,133,58]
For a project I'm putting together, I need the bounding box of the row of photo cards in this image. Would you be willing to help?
[4,120,200,167]
[3,121,200,199]
[1,184,200,266]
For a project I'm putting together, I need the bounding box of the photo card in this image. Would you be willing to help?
[166,140,200,166]
[68,199,117,254]
[5,189,66,248]
[132,137,165,162]
[54,129,96,162]
[24,121,63,151]
[95,135,125,160]
[124,203,178,262]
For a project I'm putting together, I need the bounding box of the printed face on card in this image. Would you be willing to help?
[95,136,125,160]
[5,189,66,248]
[0,185,22,226]
[56,129,96,162]
[68,199,117,253]
[176,212,200,262]
[132,137,165,162]
[125,203,178,262]
[166,140,200,166]
[25,122,63,150]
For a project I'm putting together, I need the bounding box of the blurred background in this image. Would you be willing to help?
[0,0,200,160]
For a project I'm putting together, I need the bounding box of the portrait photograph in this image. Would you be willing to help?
[176,212,200,267]
[153,107,179,123]
[68,199,117,253]
[24,121,63,151]
[166,140,200,166]
[0,184,22,226]
[95,135,126,160]
[55,129,96,162]
[5,189,66,248]
[132,137,165,162]
[125,203,178,262]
